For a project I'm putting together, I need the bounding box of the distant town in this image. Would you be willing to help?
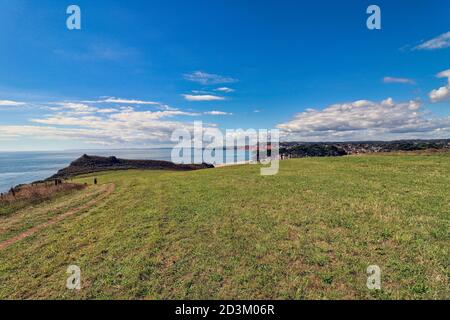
[280,139,450,158]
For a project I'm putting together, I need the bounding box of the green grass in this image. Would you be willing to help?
[0,153,449,299]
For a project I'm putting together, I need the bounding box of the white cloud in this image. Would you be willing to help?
[277,98,450,141]
[0,94,215,147]
[96,108,119,113]
[7,108,205,146]
[191,90,211,94]
[49,99,168,115]
[32,115,104,127]
[429,69,450,103]
[184,71,238,85]
[87,97,160,105]
[0,125,102,140]
[430,87,449,103]
[54,102,98,115]
[215,87,235,93]
[32,109,198,126]
[183,94,225,102]
[414,31,450,50]
[0,100,25,106]
[383,77,416,85]
[204,111,233,116]
[109,110,199,121]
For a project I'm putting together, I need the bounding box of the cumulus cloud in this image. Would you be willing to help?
[0,95,215,147]
[277,98,450,141]
[429,69,450,103]
[4,108,204,146]
[383,77,416,85]
[0,100,25,106]
[183,94,225,102]
[184,71,237,85]
[429,87,450,103]
[414,31,450,50]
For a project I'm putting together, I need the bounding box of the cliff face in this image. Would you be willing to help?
[48,154,214,180]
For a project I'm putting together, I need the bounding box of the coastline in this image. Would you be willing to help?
[0,149,250,193]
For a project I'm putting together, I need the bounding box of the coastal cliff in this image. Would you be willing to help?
[47,154,214,180]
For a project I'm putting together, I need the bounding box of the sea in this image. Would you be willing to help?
[0,148,251,193]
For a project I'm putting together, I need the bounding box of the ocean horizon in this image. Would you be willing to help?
[0,148,251,193]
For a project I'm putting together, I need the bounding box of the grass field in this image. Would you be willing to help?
[0,153,448,299]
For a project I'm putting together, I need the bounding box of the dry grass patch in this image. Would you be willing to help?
[0,182,86,217]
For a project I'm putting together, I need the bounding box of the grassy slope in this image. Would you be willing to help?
[0,154,448,299]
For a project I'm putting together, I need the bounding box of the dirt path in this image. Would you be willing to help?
[0,183,115,250]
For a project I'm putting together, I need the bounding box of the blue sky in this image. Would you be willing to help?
[0,0,449,151]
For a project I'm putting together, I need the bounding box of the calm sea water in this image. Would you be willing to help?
[0,149,250,193]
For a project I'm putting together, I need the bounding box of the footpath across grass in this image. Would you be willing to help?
[0,153,448,299]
